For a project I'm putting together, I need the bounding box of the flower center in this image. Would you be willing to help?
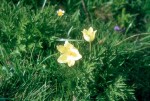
[68,51,76,57]
[58,12,63,16]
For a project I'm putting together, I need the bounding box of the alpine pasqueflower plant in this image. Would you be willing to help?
[81,27,97,42]
[57,41,82,67]
[57,9,65,16]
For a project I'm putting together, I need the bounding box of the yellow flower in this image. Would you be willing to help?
[57,9,65,16]
[82,27,97,42]
[57,41,74,54]
[57,41,82,67]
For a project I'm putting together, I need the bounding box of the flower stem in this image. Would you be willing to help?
[89,42,91,52]
[89,42,92,59]
[39,53,58,65]
[42,0,47,10]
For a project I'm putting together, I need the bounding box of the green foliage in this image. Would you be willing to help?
[0,0,150,101]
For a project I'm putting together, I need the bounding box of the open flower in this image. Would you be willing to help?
[82,27,97,42]
[57,41,74,54]
[57,41,82,67]
[57,9,65,17]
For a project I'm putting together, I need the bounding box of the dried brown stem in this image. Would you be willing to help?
[81,0,90,23]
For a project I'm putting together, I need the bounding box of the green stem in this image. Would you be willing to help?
[89,42,92,59]
[89,42,91,52]
[42,0,47,10]
[39,53,58,65]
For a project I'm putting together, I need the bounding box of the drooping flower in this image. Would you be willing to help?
[57,41,82,67]
[81,27,97,42]
[57,9,65,17]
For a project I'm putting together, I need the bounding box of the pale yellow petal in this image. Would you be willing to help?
[64,41,74,49]
[88,27,93,33]
[62,11,65,13]
[69,48,82,60]
[57,54,68,63]
[90,33,95,42]
[82,29,88,35]
[67,60,75,67]
[91,30,97,41]
[83,33,91,42]
[76,53,82,60]
[57,45,66,53]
